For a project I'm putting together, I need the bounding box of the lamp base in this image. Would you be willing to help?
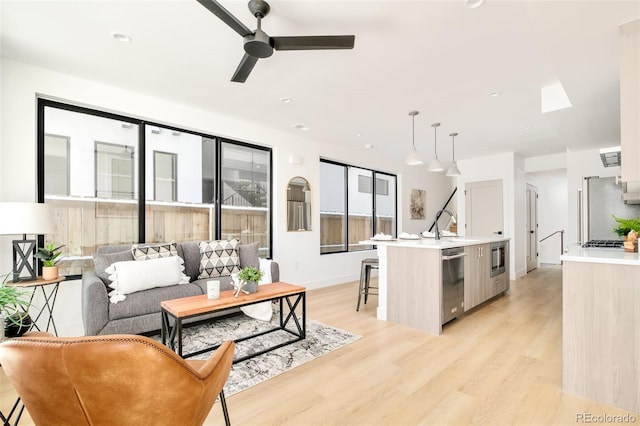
[12,237,38,282]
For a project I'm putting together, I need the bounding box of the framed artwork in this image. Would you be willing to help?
[410,188,425,220]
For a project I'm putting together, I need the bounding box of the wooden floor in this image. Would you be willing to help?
[2,267,637,425]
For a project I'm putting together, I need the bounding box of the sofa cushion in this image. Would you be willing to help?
[239,242,260,269]
[198,239,241,279]
[131,241,178,261]
[108,283,204,320]
[106,257,190,303]
[93,250,134,285]
[180,241,201,282]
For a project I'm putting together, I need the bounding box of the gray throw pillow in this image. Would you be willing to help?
[93,250,134,285]
[239,242,260,269]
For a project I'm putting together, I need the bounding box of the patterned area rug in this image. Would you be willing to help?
[152,311,361,396]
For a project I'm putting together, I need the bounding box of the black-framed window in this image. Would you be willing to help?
[320,159,397,254]
[37,99,272,277]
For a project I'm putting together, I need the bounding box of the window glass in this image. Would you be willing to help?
[43,106,139,276]
[320,162,347,253]
[376,173,396,237]
[349,167,373,251]
[220,142,270,257]
[44,134,69,196]
[144,125,214,244]
[154,151,177,202]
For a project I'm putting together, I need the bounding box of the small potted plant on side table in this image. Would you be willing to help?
[35,243,65,280]
[234,267,264,297]
[0,273,32,338]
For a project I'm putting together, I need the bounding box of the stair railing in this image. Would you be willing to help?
[539,230,565,264]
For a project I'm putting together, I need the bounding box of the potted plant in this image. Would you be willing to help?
[35,243,65,280]
[612,216,640,252]
[237,267,264,295]
[0,273,32,338]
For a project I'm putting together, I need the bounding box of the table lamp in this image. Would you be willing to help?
[0,202,54,282]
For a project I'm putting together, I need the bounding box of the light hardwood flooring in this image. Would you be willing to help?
[2,267,638,425]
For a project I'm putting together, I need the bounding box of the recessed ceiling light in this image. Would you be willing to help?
[365,144,374,149]
[465,0,485,8]
[112,33,132,43]
[489,91,501,97]
[524,126,531,130]
[291,123,310,131]
[280,97,292,104]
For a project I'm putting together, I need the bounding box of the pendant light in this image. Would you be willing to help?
[446,132,462,177]
[427,122,444,172]
[405,111,423,165]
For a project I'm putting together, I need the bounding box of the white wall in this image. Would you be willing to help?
[0,59,453,335]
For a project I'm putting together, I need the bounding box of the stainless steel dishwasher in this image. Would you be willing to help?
[442,247,465,325]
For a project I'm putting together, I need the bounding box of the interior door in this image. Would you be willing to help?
[526,184,538,272]
[465,179,503,237]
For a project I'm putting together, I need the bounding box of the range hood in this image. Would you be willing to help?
[600,146,621,167]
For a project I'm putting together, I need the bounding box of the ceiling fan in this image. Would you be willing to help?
[196,0,356,83]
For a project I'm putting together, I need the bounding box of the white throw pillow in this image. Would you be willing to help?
[105,256,189,304]
[240,258,274,321]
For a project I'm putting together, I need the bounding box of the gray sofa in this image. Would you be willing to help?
[81,241,279,336]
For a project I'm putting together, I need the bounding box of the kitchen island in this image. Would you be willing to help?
[360,236,510,335]
[561,246,640,413]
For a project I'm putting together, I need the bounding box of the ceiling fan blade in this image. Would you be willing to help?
[196,0,253,37]
[272,35,355,51]
[231,53,259,83]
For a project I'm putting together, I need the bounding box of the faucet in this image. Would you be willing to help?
[434,209,457,240]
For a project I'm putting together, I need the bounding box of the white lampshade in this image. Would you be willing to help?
[0,202,54,235]
[427,157,444,172]
[405,147,423,165]
[446,162,461,176]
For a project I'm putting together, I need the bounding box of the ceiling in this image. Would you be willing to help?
[1,0,639,165]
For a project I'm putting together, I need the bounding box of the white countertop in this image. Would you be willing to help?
[359,236,510,249]
[561,245,640,265]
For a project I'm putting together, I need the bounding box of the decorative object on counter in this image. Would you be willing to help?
[612,215,640,252]
[35,243,65,280]
[371,233,394,241]
[0,202,55,282]
[233,267,265,296]
[427,122,444,172]
[612,215,640,237]
[405,111,423,165]
[624,230,638,252]
[410,188,426,219]
[0,273,32,338]
[446,132,462,177]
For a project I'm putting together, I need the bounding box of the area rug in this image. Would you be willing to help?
[152,311,361,396]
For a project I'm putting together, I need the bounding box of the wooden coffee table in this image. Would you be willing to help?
[161,282,306,362]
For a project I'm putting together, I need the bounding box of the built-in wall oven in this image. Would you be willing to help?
[490,241,506,277]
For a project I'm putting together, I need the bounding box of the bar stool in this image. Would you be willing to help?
[356,258,379,311]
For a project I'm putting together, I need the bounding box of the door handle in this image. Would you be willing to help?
[494,231,503,235]
[443,253,467,261]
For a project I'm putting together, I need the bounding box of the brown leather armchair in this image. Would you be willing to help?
[0,332,235,426]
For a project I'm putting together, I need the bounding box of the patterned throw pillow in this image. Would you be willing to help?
[198,239,241,279]
[131,241,178,261]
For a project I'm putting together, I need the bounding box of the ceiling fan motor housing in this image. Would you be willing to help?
[244,28,274,58]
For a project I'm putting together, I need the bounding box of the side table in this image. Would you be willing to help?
[2,276,65,426]
[8,276,65,337]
